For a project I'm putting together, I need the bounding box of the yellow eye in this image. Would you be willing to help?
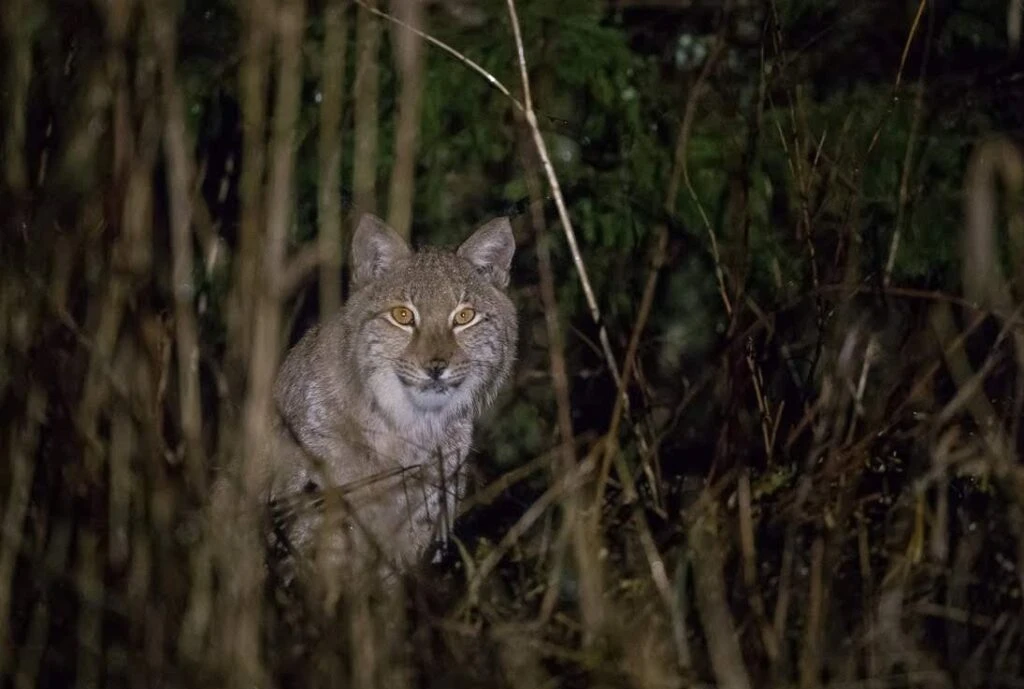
[453,307,476,326]
[390,306,415,326]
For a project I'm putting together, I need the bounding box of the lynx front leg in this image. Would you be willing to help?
[422,444,470,563]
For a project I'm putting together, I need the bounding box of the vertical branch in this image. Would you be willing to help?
[77,279,130,441]
[14,522,72,689]
[884,2,933,286]
[75,529,102,689]
[1011,0,1022,54]
[353,0,381,214]
[70,10,147,683]
[962,138,1023,312]
[678,33,732,317]
[77,0,146,453]
[690,502,753,689]
[107,338,136,570]
[154,0,206,485]
[350,589,378,689]
[221,0,306,683]
[208,0,271,676]
[210,14,273,672]
[264,0,307,316]
[1,0,33,197]
[585,31,714,665]
[226,0,272,380]
[0,170,79,677]
[799,536,825,687]
[503,0,623,391]
[531,174,606,643]
[386,0,426,240]
[318,0,348,318]
[0,387,46,678]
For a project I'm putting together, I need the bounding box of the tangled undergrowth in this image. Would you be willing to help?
[2,0,1024,687]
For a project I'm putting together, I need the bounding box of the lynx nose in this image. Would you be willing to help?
[424,359,448,380]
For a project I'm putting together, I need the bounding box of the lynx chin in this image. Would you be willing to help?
[267,213,518,592]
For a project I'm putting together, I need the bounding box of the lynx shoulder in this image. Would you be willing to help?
[268,213,517,591]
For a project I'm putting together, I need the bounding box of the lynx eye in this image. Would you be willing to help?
[389,306,415,326]
[453,307,476,327]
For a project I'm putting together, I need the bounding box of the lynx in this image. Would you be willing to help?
[267,213,517,593]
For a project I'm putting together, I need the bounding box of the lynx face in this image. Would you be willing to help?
[348,215,517,432]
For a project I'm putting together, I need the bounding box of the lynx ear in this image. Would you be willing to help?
[351,214,411,288]
[457,217,515,289]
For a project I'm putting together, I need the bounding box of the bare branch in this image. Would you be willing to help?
[504,0,623,391]
[353,0,381,214]
[154,0,206,484]
[354,0,524,112]
[386,0,426,240]
[318,0,348,316]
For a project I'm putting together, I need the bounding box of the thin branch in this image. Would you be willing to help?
[1011,0,1022,54]
[217,0,307,683]
[467,454,596,604]
[0,387,46,677]
[884,0,932,285]
[504,0,623,389]
[75,528,101,689]
[352,0,381,214]
[280,239,323,296]
[223,0,272,386]
[358,0,623,387]
[689,500,753,689]
[354,0,524,112]
[455,434,596,518]
[318,0,347,316]
[155,0,206,486]
[386,0,426,240]
[962,138,1024,312]
[529,155,605,642]
[678,33,732,316]
[1,0,32,196]
[857,0,929,166]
